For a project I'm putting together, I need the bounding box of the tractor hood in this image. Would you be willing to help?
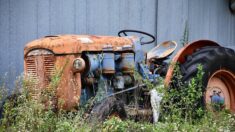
[24,35,136,55]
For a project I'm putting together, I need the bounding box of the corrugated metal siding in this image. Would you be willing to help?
[0,0,234,86]
[157,0,235,51]
[0,0,157,86]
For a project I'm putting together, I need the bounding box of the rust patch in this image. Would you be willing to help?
[102,69,115,74]
[55,55,82,110]
[25,52,82,110]
[24,35,135,55]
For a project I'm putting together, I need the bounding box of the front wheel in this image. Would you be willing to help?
[89,97,127,121]
[180,46,235,112]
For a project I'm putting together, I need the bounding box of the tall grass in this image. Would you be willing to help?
[101,64,235,131]
[0,71,91,131]
[0,65,234,132]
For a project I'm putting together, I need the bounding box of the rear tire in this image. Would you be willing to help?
[180,46,235,111]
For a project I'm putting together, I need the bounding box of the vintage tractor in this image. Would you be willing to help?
[24,30,235,121]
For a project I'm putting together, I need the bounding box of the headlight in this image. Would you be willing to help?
[73,58,85,72]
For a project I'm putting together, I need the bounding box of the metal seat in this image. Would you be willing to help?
[147,41,177,60]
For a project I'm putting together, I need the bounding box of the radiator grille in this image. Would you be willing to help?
[25,56,37,79]
[44,55,55,87]
[25,55,55,97]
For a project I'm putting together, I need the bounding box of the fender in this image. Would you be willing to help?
[164,40,220,87]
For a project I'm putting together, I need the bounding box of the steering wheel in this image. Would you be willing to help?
[118,29,156,45]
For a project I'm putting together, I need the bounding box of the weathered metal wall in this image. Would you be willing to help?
[0,0,157,87]
[0,0,234,86]
[157,0,235,52]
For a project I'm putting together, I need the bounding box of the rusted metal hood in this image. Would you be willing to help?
[24,35,135,55]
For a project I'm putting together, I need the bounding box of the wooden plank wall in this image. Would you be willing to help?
[0,0,234,86]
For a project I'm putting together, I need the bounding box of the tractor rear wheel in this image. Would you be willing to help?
[180,46,235,112]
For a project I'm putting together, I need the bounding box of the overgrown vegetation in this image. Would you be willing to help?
[160,64,204,123]
[101,64,235,131]
[0,64,234,131]
[180,20,189,46]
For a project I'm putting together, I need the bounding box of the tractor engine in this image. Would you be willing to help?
[80,52,136,103]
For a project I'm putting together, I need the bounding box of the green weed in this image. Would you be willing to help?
[160,64,204,123]
[0,64,234,131]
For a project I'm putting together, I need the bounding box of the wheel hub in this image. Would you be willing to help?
[205,70,235,112]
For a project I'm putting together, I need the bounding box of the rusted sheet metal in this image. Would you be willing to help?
[24,54,55,99]
[24,35,135,55]
[54,55,82,110]
[164,40,220,87]
[24,53,82,110]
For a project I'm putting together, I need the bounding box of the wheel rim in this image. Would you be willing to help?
[205,69,235,112]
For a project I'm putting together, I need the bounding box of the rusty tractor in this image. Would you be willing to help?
[24,30,235,121]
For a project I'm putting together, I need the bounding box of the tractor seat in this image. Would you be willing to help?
[147,41,177,60]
